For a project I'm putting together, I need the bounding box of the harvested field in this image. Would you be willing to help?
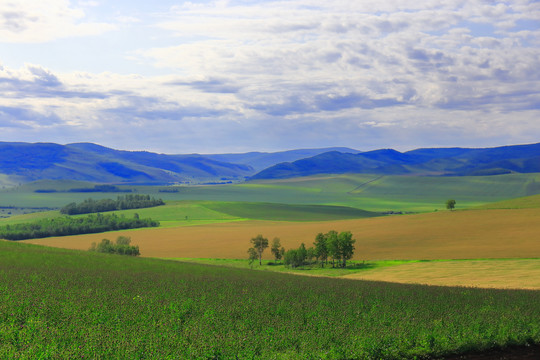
[343,259,540,290]
[23,207,540,260]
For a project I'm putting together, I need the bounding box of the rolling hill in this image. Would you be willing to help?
[0,142,254,185]
[0,142,363,185]
[3,141,540,185]
[251,142,540,179]
[203,147,362,172]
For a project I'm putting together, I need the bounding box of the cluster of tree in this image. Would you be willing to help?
[68,185,131,193]
[89,236,140,256]
[285,231,356,268]
[247,230,356,269]
[0,213,159,240]
[247,235,285,266]
[60,194,164,215]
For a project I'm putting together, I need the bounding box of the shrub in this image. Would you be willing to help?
[90,236,140,256]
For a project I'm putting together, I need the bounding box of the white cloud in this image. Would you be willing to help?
[0,0,115,43]
[0,0,539,153]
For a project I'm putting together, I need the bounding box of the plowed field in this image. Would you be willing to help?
[23,208,540,260]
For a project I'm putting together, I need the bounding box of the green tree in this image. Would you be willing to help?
[314,232,328,266]
[270,237,284,263]
[250,234,269,266]
[297,243,307,268]
[446,199,456,211]
[306,246,316,265]
[116,235,131,245]
[247,247,258,267]
[337,231,355,268]
[283,249,299,268]
[326,230,339,268]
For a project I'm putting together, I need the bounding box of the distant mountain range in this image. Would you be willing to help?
[0,142,359,185]
[251,143,540,179]
[1,141,540,185]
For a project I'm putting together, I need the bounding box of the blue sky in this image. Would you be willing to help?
[0,0,539,154]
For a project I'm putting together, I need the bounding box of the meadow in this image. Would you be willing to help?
[1,240,540,359]
[3,172,540,212]
[3,173,540,358]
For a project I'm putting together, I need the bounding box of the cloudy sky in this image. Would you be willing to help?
[0,0,539,154]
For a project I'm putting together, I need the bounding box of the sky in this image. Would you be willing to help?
[0,0,539,154]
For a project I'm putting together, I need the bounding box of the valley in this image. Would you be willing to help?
[2,146,540,359]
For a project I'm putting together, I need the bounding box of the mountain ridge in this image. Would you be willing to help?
[250,142,540,180]
[2,141,540,185]
[0,142,361,185]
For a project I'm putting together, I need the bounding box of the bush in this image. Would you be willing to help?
[60,195,165,215]
[90,236,140,256]
[0,213,159,240]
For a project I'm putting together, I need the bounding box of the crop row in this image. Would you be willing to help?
[0,241,539,359]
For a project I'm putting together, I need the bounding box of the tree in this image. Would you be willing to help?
[283,249,300,268]
[116,235,131,245]
[337,231,355,268]
[250,234,269,266]
[247,247,258,267]
[326,230,339,268]
[270,237,284,263]
[446,199,456,211]
[322,230,356,268]
[90,236,139,256]
[297,243,307,268]
[314,232,328,266]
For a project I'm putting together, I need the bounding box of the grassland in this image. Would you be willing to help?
[7,173,540,291]
[2,240,540,359]
[167,258,540,290]
[4,173,540,357]
[204,202,380,221]
[3,172,540,212]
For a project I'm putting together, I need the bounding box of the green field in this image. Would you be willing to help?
[3,174,540,358]
[204,202,380,221]
[1,240,539,359]
[175,258,540,290]
[0,199,382,229]
[3,173,540,214]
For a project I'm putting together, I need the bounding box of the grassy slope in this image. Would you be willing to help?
[2,240,540,359]
[0,199,379,229]
[3,172,540,212]
[9,174,540,290]
[204,201,380,221]
[476,193,540,209]
[171,258,540,290]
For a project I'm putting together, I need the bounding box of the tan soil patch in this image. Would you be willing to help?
[23,208,540,261]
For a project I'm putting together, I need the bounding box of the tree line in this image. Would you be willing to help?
[60,194,164,215]
[248,230,356,269]
[90,236,140,256]
[0,213,159,240]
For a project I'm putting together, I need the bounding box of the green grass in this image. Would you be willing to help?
[1,240,539,359]
[204,202,380,221]
[169,258,421,277]
[0,200,381,228]
[476,194,540,209]
[3,173,540,214]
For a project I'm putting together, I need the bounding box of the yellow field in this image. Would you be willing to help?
[23,207,540,260]
[343,259,540,290]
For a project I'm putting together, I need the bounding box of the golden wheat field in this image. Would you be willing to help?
[24,207,540,260]
[343,259,540,290]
